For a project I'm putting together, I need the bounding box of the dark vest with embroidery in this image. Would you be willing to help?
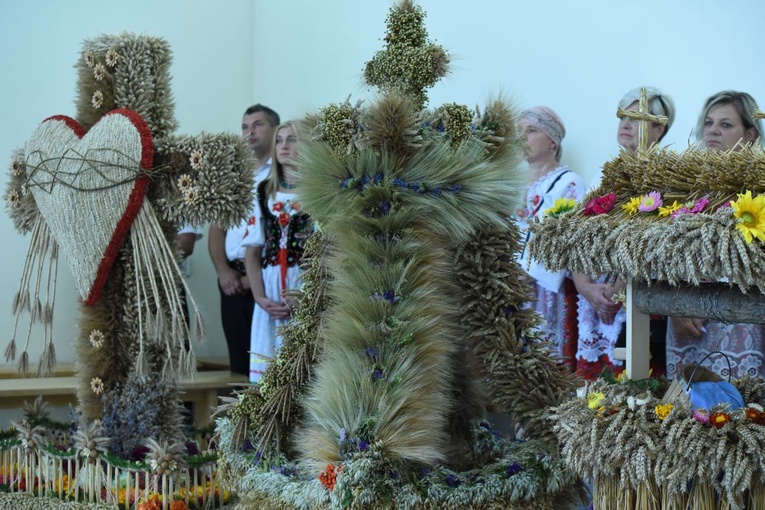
[257,179,311,267]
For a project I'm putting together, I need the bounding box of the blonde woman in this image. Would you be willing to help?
[242,122,312,383]
[667,91,765,379]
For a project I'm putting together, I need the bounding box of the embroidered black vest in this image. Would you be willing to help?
[256,180,311,267]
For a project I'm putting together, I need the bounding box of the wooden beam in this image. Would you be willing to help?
[632,281,765,324]
[625,280,651,379]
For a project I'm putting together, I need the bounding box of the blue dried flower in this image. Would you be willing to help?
[339,428,347,441]
[364,347,378,357]
[358,440,369,451]
[372,368,384,380]
[444,474,461,487]
[374,173,383,183]
[506,462,524,477]
[418,467,431,480]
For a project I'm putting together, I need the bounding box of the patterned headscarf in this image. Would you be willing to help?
[520,106,566,161]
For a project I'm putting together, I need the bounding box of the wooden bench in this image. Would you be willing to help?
[0,365,248,425]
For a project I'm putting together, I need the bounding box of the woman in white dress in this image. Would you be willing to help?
[243,122,312,383]
[516,106,585,370]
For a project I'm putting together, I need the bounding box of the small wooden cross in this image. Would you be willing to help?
[616,87,669,151]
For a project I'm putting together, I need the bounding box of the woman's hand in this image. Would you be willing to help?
[255,296,291,320]
[572,273,621,325]
[671,317,706,340]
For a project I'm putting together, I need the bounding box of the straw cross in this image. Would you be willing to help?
[616,87,668,151]
[754,109,765,121]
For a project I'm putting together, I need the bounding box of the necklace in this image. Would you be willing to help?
[280,180,296,189]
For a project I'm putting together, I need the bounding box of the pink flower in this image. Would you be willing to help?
[690,197,710,213]
[638,191,662,212]
[583,193,617,216]
[692,409,710,424]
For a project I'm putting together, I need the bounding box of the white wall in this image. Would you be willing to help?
[1,0,764,413]
[253,0,765,184]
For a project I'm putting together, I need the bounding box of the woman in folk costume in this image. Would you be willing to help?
[243,121,312,383]
[667,91,765,379]
[573,87,675,379]
[516,106,585,370]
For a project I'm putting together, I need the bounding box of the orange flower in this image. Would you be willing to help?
[319,463,342,491]
[137,494,162,510]
[710,411,731,429]
[170,500,190,510]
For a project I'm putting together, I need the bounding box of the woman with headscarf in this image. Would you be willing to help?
[516,106,585,370]
[667,90,765,379]
[573,87,676,379]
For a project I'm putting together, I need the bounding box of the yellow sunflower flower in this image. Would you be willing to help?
[731,190,765,244]
[544,198,577,218]
[621,196,641,215]
[658,200,681,218]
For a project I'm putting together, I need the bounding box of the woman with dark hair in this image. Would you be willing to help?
[243,121,312,383]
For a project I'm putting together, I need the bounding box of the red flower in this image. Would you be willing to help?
[709,411,731,429]
[746,406,765,425]
[247,215,257,226]
[532,195,541,206]
[273,201,284,212]
[278,211,290,227]
[583,193,617,216]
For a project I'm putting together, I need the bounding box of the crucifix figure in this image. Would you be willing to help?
[617,86,669,151]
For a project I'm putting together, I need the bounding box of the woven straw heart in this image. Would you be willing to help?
[24,109,153,305]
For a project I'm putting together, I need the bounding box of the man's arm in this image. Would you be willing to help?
[208,224,243,296]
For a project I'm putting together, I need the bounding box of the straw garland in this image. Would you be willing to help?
[553,375,765,510]
[528,145,765,291]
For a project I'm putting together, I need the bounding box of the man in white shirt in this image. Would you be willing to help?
[208,104,279,375]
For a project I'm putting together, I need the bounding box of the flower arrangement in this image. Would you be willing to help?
[553,372,765,509]
[0,412,230,510]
